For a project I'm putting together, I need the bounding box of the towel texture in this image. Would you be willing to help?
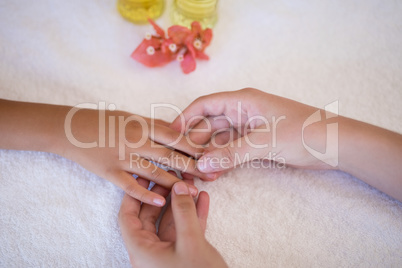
[1,0,401,267]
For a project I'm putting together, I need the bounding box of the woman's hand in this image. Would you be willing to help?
[118,179,228,268]
[171,88,329,172]
[170,88,402,202]
[0,100,217,206]
[60,107,215,206]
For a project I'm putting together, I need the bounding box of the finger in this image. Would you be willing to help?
[207,129,239,150]
[140,146,215,181]
[182,178,210,234]
[171,181,204,248]
[181,172,195,180]
[202,134,236,180]
[144,117,170,127]
[136,177,150,189]
[171,89,266,134]
[118,194,143,249]
[197,126,272,173]
[181,170,220,181]
[149,124,204,157]
[187,115,232,146]
[196,191,210,234]
[158,177,197,241]
[139,183,171,233]
[119,194,141,222]
[182,177,195,186]
[113,171,166,207]
[171,92,233,133]
[126,157,199,196]
[157,170,181,241]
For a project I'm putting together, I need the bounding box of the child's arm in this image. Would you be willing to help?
[0,99,210,206]
[170,88,402,202]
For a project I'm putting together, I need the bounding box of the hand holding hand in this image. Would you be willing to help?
[118,179,228,268]
[60,108,218,206]
[171,88,331,173]
[0,100,217,207]
[171,88,402,202]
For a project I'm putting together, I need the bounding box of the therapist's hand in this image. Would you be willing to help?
[171,88,402,202]
[118,178,228,268]
[171,88,331,173]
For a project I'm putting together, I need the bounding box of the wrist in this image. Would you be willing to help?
[41,106,73,156]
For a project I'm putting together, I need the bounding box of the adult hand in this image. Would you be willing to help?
[118,178,228,268]
[171,88,330,173]
[171,88,402,202]
[61,108,219,206]
[0,100,217,207]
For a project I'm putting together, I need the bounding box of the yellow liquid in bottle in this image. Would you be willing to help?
[117,0,164,24]
[171,0,218,29]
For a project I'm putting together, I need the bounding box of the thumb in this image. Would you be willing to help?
[172,181,204,246]
[197,130,272,173]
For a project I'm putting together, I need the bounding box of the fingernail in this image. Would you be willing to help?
[189,185,198,196]
[174,181,189,195]
[153,198,165,206]
[207,173,217,180]
[197,157,210,172]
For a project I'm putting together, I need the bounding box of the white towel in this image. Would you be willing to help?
[1,0,401,267]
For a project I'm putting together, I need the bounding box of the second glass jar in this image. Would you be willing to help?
[171,0,218,29]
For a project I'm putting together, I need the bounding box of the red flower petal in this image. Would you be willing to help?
[131,20,212,73]
[131,40,171,67]
[148,19,165,38]
[191,21,202,36]
[180,52,196,74]
[202,28,213,47]
[186,41,197,59]
[168,25,192,45]
[196,51,209,60]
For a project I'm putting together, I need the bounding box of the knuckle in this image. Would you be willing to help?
[151,168,163,182]
[166,130,180,144]
[125,183,145,201]
[143,214,158,224]
[241,87,257,93]
[194,95,207,104]
[221,146,235,165]
[163,149,176,162]
[176,199,195,213]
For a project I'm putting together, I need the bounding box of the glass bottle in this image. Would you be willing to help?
[117,0,165,24]
[171,0,218,29]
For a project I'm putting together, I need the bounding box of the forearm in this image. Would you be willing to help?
[337,116,402,201]
[0,99,69,154]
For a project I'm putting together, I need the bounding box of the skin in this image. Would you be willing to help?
[171,88,402,202]
[118,178,228,268]
[0,99,218,206]
[3,90,401,267]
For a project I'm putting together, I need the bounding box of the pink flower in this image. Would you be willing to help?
[180,21,213,73]
[131,20,172,67]
[131,19,213,74]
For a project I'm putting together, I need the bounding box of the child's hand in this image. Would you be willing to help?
[171,88,330,173]
[58,108,214,206]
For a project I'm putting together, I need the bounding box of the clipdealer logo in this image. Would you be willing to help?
[302,101,339,167]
